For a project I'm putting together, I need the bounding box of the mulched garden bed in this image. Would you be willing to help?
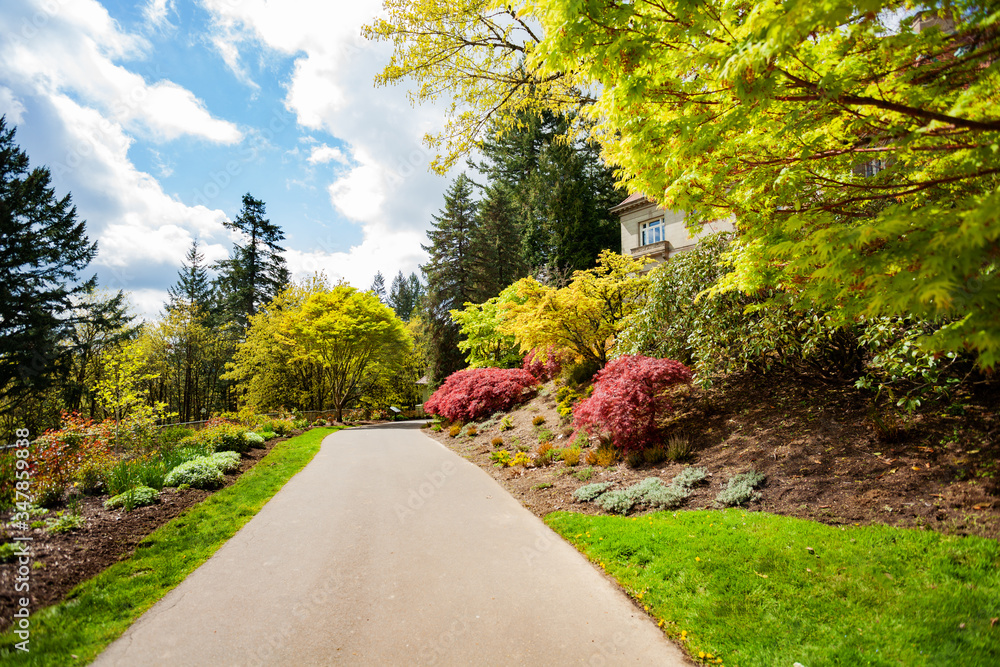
[0,428,324,633]
[430,370,1000,540]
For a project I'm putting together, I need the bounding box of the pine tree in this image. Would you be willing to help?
[0,117,99,411]
[167,238,212,312]
[370,271,387,303]
[420,174,478,381]
[214,193,290,329]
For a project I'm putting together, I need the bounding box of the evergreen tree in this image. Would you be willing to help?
[370,271,387,303]
[167,238,212,312]
[0,117,99,411]
[419,174,478,381]
[470,184,528,299]
[388,270,423,321]
[214,193,289,329]
[475,110,624,274]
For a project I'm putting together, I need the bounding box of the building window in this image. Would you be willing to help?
[640,218,663,246]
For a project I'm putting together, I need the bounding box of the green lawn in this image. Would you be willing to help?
[546,509,1000,667]
[0,426,341,665]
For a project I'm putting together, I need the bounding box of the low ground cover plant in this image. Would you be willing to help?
[573,355,692,453]
[104,486,159,511]
[574,468,708,515]
[546,509,1000,666]
[716,470,766,507]
[163,457,225,490]
[424,367,538,422]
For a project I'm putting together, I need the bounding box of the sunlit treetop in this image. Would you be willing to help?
[529,0,1000,366]
[363,0,591,172]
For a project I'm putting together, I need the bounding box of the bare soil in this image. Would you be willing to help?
[429,372,1000,539]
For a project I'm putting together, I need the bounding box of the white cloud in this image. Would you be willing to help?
[203,0,452,287]
[285,223,427,289]
[0,85,26,124]
[143,0,174,28]
[0,0,240,145]
[306,143,347,165]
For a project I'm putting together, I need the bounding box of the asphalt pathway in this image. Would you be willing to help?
[95,423,689,666]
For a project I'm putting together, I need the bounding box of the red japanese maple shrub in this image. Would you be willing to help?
[573,355,692,453]
[424,368,539,422]
[522,347,565,382]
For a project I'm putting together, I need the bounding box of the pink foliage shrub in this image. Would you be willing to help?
[522,347,565,382]
[424,368,539,422]
[573,355,692,452]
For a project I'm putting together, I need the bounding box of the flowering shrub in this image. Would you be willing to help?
[424,368,539,423]
[573,355,692,453]
[31,413,115,502]
[522,347,565,382]
[181,420,250,453]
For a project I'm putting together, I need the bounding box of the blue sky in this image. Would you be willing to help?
[0,0,451,318]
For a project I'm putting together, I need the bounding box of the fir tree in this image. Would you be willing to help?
[167,238,212,312]
[370,271,387,303]
[214,193,289,329]
[0,117,99,410]
[388,270,423,321]
[470,184,528,299]
[420,174,478,381]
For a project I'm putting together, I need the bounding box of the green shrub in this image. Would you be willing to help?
[292,418,309,430]
[260,430,277,440]
[626,451,644,468]
[163,458,225,490]
[562,359,601,386]
[74,459,110,495]
[243,431,265,448]
[104,486,159,511]
[208,451,242,474]
[537,428,554,444]
[35,483,65,508]
[0,542,16,563]
[158,426,195,448]
[573,482,613,502]
[716,470,766,507]
[573,466,594,481]
[499,416,514,431]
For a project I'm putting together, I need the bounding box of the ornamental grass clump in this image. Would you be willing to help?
[424,367,539,422]
[573,355,692,453]
[716,470,766,507]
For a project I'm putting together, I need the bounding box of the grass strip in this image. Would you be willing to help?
[1,427,341,665]
[546,509,1000,667]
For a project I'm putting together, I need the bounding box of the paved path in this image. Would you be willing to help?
[95,423,689,666]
